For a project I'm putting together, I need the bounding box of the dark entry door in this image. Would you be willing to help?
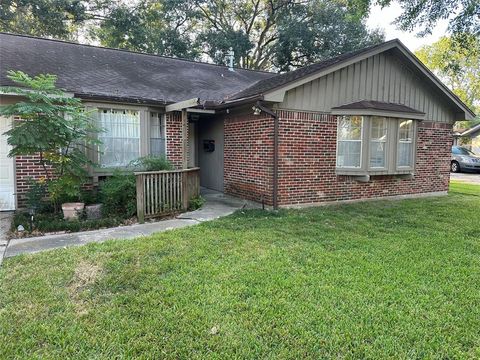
[197,118,224,192]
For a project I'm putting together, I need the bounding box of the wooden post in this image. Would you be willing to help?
[136,174,145,224]
[182,171,189,210]
[182,109,188,169]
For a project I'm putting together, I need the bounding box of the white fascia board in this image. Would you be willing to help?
[186,108,215,114]
[165,98,200,112]
[331,109,426,120]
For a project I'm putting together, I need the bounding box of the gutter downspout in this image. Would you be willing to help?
[256,101,279,210]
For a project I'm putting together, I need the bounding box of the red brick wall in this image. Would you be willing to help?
[276,110,452,206]
[166,111,184,169]
[222,109,452,206]
[15,154,54,208]
[224,114,274,204]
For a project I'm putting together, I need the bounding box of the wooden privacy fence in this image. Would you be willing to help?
[135,167,200,223]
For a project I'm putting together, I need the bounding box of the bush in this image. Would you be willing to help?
[99,171,137,218]
[130,155,173,171]
[188,195,205,211]
[25,178,48,212]
[11,211,123,234]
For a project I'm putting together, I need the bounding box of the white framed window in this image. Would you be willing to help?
[150,112,166,156]
[369,116,388,168]
[397,119,414,168]
[97,108,141,167]
[336,116,363,168]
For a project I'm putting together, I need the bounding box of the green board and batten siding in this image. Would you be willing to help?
[276,50,457,123]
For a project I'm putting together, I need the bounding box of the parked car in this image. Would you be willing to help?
[451,146,480,173]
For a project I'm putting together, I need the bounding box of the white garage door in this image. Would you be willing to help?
[0,116,15,211]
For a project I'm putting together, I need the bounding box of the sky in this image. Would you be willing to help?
[366,1,449,52]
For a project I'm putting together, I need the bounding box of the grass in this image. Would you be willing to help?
[1,181,479,359]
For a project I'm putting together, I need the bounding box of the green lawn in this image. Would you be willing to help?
[1,182,480,359]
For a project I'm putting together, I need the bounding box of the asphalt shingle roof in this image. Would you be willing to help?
[0,33,275,104]
[332,100,425,114]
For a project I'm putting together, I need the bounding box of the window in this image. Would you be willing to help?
[150,112,166,156]
[370,116,387,168]
[336,116,417,175]
[97,109,140,167]
[336,116,363,168]
[397,119,414,168]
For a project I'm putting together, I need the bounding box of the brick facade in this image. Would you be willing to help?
[166,111,185,169]
[224,114,274,204]
[15,154,54,208]
[223,109,453,206]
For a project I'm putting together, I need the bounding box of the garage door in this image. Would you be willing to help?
[0,116,15,210]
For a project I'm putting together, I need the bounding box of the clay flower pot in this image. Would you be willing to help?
[61,202,85,220]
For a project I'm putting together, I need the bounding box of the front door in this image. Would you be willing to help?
[0,116,15,210]
[197,118,224,192]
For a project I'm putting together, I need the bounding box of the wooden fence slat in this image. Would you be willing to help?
[135,168,200,220]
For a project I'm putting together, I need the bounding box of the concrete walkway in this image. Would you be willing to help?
[0,212,14,265]
[5,189,260,258]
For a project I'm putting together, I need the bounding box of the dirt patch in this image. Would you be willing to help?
[68,260,102,315]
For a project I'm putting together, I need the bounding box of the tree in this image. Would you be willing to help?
[0,0,108,40]
[96,0,384,71]
[348,0,480,38]
[0,71,100,209]
[415,35,480,122]
[91,0,200,59]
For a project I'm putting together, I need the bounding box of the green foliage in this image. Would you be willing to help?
[347,0,479,38]
[1,182,480,358]
[0,0,97,39]
[2,0,384,71]
[0,70,100,208]
[188,195,205,211]
[47,176,83,206]
[415,35,479,118]
[25,178,48,212]
[99,171,137,219]
[129,155,173,171]
[11,211,122,234]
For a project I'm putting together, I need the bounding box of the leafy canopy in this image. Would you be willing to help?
[0,71,100,205]
[347,0,480,38]
[0,0,384,71]
[415,35,480,127]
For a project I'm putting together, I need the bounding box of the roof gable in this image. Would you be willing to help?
[229,39,475,120]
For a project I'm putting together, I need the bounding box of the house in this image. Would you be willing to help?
[0,33,476,211]
[454,123,480,154]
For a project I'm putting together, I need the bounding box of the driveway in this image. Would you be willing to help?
[451,172,480,185]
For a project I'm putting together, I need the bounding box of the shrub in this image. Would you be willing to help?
[11,211,123,234]
[99,171,137,218]
[188,195,205,211]
[25,178,48,212]
[130,155,173,171]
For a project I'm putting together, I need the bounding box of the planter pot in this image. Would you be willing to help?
[62,202,85,220]
[85,204,102,220]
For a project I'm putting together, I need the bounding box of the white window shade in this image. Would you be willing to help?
[337,116,363,168]
[97,109,140,167]
[397,119,414,167]
[150,113,166,156]
[370,117,388,168]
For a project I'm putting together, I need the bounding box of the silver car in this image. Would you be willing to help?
[451,146,480,173]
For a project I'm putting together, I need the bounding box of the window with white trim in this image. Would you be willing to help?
[97,109,141,167]
[336,116,363,168]
[397,119,414,168]
[369,116,388,168]
[336,116,417,174]
[150,112,166,156]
